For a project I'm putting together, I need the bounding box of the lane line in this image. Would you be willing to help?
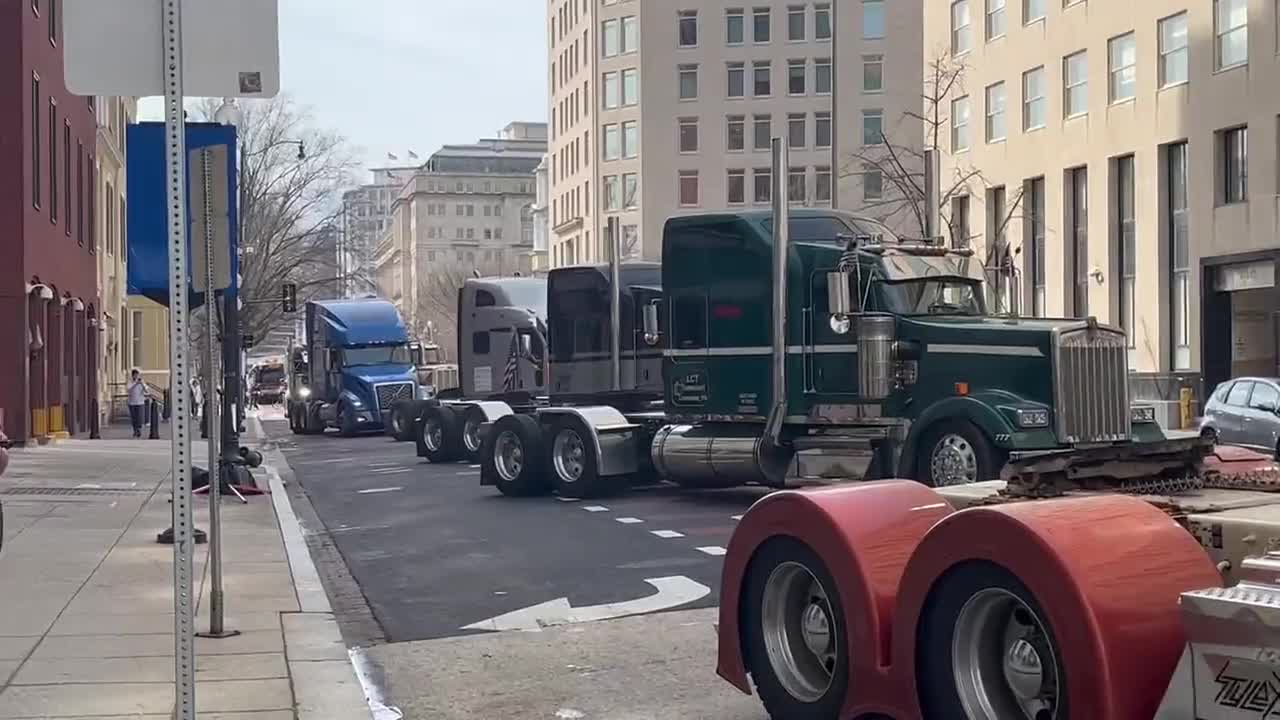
[370,468,412,475]
[583,505,610,512]
[357,487,404,495]
[651,530,685,538]
[556,497,580,503]
[696,546,728,556]
[615,517,644,524]
[456,470,481,476]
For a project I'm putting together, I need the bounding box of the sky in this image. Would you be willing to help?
[140,0,548,181]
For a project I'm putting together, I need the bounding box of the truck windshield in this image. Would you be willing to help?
[258,367,284,385]
[879,279,986,316]
[419,347,442,365]
[343,345,412,366]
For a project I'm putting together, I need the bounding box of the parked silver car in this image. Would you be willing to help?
[1200,376,1280,457]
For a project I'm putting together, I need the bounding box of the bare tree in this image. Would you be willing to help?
[193,96,362,345]
[410,257,515,361]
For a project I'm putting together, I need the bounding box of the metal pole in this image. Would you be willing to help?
[199,149,227,637]
[924,147,940,240]
[764,137,790,448]
[829,0,839,210]
[608,216,621,392]
[160,0,196,715]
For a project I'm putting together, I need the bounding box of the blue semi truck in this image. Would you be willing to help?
[286,298,420,437]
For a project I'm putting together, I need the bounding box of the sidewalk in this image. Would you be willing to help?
[0,421,369,718]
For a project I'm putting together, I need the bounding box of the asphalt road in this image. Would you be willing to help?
[260,411,770,645]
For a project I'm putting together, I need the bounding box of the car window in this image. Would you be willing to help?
[1252,383,1280,410]
[1213,382,1234,403]
[1226,381,1253,407]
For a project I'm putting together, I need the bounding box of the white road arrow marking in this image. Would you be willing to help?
[460,575,711,632]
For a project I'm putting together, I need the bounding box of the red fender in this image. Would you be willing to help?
[892,496,1221,720]
[716,480,953,718]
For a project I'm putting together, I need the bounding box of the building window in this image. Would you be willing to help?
[985,82,1006,142]
[863,109,884,146]
[1215,0,1248,70]
[727,62,746,98]
[754,114,772,150]
[950,195,970,248]
[1025,177,1046,317]
[864,166,883,201]
[815,4,832,40]
[622,68,638,105]
[726,8,745,44]
[678,170,699,206]
[1108,32,1136,103]
[48,0,57,45]
[788,59,806,95]
[603,18,619,56]
[788,113,806,149]
[951,96,970,151]
[622,121,638,158]
[49,99,57,224]
[1024,0,1044,24]
[1168,142,1191,369]
[753,61,772,96]
[1115,155,1136,349]
[603,71,620,109]
[787,167,807,203]
[678,10,698,47]
[1068,166,1088,317]
[603,124,620,160]
[31,74,40,210]
[1159,13,1188,87]
[1221,125,1248,204]
[753,168,772,203]
[986,0,1006,40]
[788,5,806,40]
[816,166,833,202]
[1023,66,1046,130]
[604,175,620,211]
[727,115,746,151]
[623,173,638,208]
[679,117,699,153]
[622,16,637,52]
[951,0,972,54]
[815,112,833,148]
[862,54,883,92]
[131,310,143,368]
[1063,51,1088,117]
[679,64,699,99]
[753,7,771,42]
[727,169,746,204]
[863,0,885,39]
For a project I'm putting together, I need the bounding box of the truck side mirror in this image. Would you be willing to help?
[643,301,661,346]
[519,333,533,359]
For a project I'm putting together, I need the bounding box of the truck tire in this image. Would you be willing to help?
[305,405,325,435]
[548,417,617,499]
[916,560,1069,720]
[483,414,549,496]
[288,404,302,435]
[339,405,359,437]
[742,537,849,719]
[387,401,417,442]
[915,419,996,487]
[459,406,487,464]
[417,405,461,463]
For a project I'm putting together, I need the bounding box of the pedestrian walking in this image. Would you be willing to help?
[127,369,148,438]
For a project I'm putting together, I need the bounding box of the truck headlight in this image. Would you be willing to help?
[1131,405,1156,424]
[1015,408,1050,428]
[298,387,311,398]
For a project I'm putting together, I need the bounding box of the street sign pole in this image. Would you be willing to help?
[159,1,196,717]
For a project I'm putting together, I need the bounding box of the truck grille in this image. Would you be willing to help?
[1054,325,1130,444]
[374,382,414,411]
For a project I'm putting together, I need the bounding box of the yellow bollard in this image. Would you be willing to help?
[1179,387,1193,430]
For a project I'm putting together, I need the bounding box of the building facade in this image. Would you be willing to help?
[341,164,419,297]
[0,1,100,443]
[94,95,138,423]
[546,0,923,267]
[374,123,546,357]
[924,0,1280,412]
[531,155,552,271]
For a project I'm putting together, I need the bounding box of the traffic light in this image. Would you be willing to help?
[243,333,256,349]
[282,283,297,313]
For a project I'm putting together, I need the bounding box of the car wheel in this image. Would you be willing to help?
[482,414,549,496]
[916,420,996,487]
[742,537,849,720]
[417,405,461,463]
[1201,427,1218,445]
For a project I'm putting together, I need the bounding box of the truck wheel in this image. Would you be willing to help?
[417,405,461,463]
[460,407,486,464]
[339,405,359,438]
[288,405,302,435]
[305,406,325,435]
[388,401,415,442]
[742,537,848,719]
[483,414,549,496]
[548,417,615,499]
[916,420,995,487]
[916,560,1069,720]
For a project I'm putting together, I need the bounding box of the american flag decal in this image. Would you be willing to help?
[503,329,520,392]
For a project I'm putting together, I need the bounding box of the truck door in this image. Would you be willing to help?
[807,270,859,397]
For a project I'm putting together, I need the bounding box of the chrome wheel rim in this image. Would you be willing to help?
[952,588,1061,720]
[463,416,482,453]
[931,433,978,486]
[422,416,442,452]
[494,430,524,483]
[552,429,586,484]
[761,562,837,703]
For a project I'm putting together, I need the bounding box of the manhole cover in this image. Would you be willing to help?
[1,487,151,497]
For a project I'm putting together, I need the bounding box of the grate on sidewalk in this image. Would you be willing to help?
[0,487,153,497]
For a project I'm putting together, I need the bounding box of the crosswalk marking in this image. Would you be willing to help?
[651,530,684,539]
[696,546,727,556]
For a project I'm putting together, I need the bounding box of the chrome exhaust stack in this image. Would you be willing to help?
[608,216,622,392]
[763,137,789,448]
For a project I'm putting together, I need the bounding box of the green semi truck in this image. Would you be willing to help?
[476,141,1203,498]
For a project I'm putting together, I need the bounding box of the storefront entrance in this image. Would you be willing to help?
[1202,253,1280,393]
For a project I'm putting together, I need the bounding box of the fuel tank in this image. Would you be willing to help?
[651,424,794,488]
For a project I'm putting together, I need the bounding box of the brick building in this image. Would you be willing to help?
[1,1,100,443]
